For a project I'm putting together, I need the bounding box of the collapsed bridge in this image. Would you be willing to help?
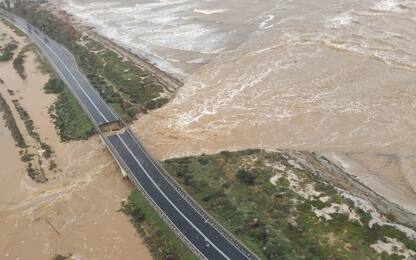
[0,11,259,260]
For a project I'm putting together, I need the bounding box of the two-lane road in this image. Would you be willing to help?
[5,13,119,126]
[1,11,259,260]
[107,130,253,259]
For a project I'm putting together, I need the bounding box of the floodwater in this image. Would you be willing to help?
[0,21,151,260]
[56,0,416,213]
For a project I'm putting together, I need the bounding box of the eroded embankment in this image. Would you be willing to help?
[0,18,151,260]
[7,2,416,259]
[124,149,416,259]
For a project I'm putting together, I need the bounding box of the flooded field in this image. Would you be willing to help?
[0,21,151,260]
[55,0,416,214]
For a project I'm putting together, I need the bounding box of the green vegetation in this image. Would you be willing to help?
[122,191,197,260]
[26,161,47,183]
[133,149,415,260]
[40,142,53,159]
[0,93,26,148]
[51,253,72,260]
[0,17,25,37]
[12,48,26,79]
[14,4,172,123]
[20,150,34,162]
[12,43,39,79]
[49,160,57,171]
[12,99,39,141]
[27,43,93,141]
[44,77,64,94]
[49,87,94,141]
[3,17,94,142]
[11,98,56,180]
[0,41,17,61]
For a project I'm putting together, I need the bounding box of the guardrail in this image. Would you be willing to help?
[125,129,260,260]
[1,11,260,260]
[103,135,208,259]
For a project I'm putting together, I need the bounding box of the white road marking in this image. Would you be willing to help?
[127,130,253,259]
[117,134,231,260]
[14,18,109,123]
[4,13,253,260]
[104,136,209,260]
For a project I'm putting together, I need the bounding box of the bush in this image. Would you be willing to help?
[52,89,94,141]
[0,42,17,62]
[236,168,256,185]
[44,77,64,94]
[13,50,26,79]
[198,156,210,165]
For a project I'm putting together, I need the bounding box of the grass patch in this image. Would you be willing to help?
[153,149,416,259]
[122,190,197,260]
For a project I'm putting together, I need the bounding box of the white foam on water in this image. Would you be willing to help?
[193,8,228,15]
[325,12,353,28]
[175,67,272,129]
[187,58,205,64]
[61,0,230,76]
[372,0,404,12]
[259,15,275,30]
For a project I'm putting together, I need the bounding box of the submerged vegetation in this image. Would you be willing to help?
[0,94,50,183]
[0,41,17,62]
[13,48,26,79]
[0,93,26,148]
[125,150,416,259]
[12,99,39,141]
[0,17,25,37]
[35,53,94,141]
[14,4,173,123]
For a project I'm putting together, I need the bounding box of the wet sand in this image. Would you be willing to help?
[0,21,151,260]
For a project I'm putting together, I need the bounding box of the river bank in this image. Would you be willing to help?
[0,19,151,260]
[45,0,416,227]
[4,1,414,258]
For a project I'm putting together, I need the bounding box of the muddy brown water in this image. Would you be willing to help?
[56,0,416,214]
[0,21,151,260]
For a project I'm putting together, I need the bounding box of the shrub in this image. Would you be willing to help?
[236,167,256,185]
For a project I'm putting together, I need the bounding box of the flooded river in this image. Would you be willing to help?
[0,21,151,259]
[56,0,416,213]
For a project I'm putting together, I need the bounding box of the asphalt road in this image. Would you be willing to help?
[2,13,119,126]
[1,11,258,260]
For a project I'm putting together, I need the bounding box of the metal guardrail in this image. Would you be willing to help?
[125,129,260,260]
[1,11,260,260]
[103,135,208,260]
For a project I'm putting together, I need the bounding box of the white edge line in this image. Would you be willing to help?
[126,130,253,259]
[14,17,109,124]
[116,134,231,260]
[104,136,208,260]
